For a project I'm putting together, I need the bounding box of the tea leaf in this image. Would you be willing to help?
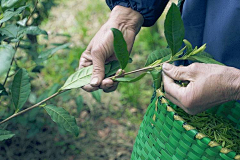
[114,73,146,83]
[111,28,129,69]
[104,63,111,75]
[145,48,171,66]
[1,0,19,9]
[183,39,193,54]
[0,45,15,76]
[91,90,102,103]
[151,70,162,89]
[0,129,15,141]
[11,68,31,111]
[0,6,27,23]
[60,65,93,90]
[173,46,186,58]
[19,26,48,36]
[38,43,71,59]
[0,24,19,38]
[61,60,122,91]
[105,61,120,77]
[75,96,83,116]
[188,44,206,56]
[44,105,79,136]
[188,53,224,65]
[164,3,185,56]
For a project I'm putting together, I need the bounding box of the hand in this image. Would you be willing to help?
[79,5,143,92]
[162,63,240,115]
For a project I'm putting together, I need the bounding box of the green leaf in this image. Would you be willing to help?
[20,26,48,36]
[60,65,93,90]
[75,96,83,116]
[38,43,71,59]
[0,129,15,141]
[151,70,162,90]
[164,3,185,55]
[1,0,19,9]
[173,46,186,58]
[11,68,31,111]
[104,63,111,75]
[0,24,19,38]
[188,52,224,65]
[91,90,102,103]
[111,28,129,69]
[0,25,46,42]
[183,39,193,54]
[17,17,27,26]
[114,73,147,83]
[0,45,15,76]
[0,83,8,96]
[188,44,206,56]
[0,6,27,23]
[145,48,171,66]
[105,61,120,77]
[44,105,79,137]
[61,60,121,91]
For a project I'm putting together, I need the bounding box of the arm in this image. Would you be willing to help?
[106,0,169,27]
[162,63,240,115]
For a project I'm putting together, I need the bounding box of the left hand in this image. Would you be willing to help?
[162,63,240,115]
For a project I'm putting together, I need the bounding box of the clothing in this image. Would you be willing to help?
[106,0,240,69]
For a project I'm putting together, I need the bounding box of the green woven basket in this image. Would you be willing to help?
[131,89,240,160]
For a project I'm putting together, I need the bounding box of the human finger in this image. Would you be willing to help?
[162,63,191,81]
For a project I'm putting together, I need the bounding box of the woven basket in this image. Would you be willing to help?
[131,89,240,160]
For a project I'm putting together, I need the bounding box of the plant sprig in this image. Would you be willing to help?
[0,3,225,139]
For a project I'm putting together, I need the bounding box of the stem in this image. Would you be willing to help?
[109,59,171,79]
[2,0,38,86]
[0,90,66,125]
[26,0,39,26]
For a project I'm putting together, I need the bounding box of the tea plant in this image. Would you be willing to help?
[1,2,238,154]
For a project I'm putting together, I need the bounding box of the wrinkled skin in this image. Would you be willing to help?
[79,5,143,92]
[79,5,240,114]
[162,63,240,115]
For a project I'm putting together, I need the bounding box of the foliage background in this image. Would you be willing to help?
[0,0,176,159]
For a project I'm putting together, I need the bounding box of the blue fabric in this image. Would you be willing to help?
[182,0,240,69]
[106,0,168,27]
[106,0,240,69]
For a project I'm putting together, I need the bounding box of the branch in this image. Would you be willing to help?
[0,90,67,125]
[26,0,39,26]
[2,0,39,86]
[109,60,171,79]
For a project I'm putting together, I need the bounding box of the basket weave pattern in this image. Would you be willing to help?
[131,89,240,160]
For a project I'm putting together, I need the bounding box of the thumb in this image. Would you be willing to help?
[90,52,105,87]
[162,63,189,81]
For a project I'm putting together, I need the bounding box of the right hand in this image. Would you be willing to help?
[79,5,143,92]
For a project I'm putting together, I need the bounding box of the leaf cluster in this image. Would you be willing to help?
[0,2,225,142]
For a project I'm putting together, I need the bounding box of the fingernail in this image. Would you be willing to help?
[163,63,173,71]
[90,78,98,85]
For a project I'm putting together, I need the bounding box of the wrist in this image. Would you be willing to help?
[226,67,240,100]
[109,5,144,35]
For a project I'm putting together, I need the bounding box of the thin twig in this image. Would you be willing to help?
[26,0,39,26]
[2,0,39,86]
[0,90,66,125]
[109,60,170,79]
[2,42,21,86]
[2,58,14,86]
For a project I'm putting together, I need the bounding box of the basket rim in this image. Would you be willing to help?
[154,89,240,160]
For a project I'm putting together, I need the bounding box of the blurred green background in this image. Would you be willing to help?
[0,0,176,159]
